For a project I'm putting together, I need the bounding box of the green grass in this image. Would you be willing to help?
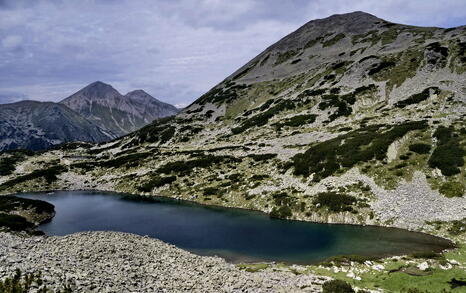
[312,245,466,293]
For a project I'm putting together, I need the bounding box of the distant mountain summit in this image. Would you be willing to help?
[60,81,179,137]
[0,100,110,151]
[0,81,179,151]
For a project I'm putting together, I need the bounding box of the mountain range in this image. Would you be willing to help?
[0,82,179,151]
[1,11,465,230]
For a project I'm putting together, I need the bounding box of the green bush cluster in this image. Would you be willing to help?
[274,50,300,65]
[368,61,396,75]
[448,219,466,235]
[203,187,221,196]
[157,155,240,176]
[439,181,464,198]
[313,192,357,212]
[0,196,54,214]
[292,121,428,181]
[127,116,176,146]
[322,33,346,47]
[410,251,443,259]
[270,206,292,219]
[210,83,248,104]
[0,150,32,176]
[425,42,449,65]
[250,174,270,181]
[318,94,354,121]
[428,126,465,176]
[247,153,277,161]
[0,165,67,191]
[0,213,35,231]
[274,114,317,129]
[409,143,431,154]
[75,152,150,171]
[232,100,295,134]
[395,87,440,108]
[322,279,355,293]
[138,175,177,192]
[0,269,72,293]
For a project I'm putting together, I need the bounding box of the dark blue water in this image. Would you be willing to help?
[19,191,452,264]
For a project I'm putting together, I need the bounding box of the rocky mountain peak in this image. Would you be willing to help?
[125,90,154,102]
[73,81,121,101]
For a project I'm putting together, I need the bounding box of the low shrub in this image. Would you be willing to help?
[322,279,355,293]
[0,196,54,214]
[0,214,34,231]
[274,114,317,128]
[270,206,292,219]
[313,192,357,212]
[368,61,396,75]
[0,165,67,191]
[203,187,221,196]
[448,219,466,235]
[250,174,269,181]
[157,155,240,175]
[395,87,440,108]
[439,182,464,198]
[293,121,428,181]
[428,126,464,176]
[247,153,277,161]
[0,150,33,176]
[409,143,431,154]
[138,175,177,192]
[232,100,295,134]
[322,33,346,47]
[0,268,72,293]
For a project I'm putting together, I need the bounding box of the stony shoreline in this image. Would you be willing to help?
[0,231,329,292]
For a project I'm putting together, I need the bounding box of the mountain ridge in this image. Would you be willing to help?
[0,100,110,151]
[60,81,179,137]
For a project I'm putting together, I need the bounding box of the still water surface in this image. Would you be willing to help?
[19,191,452,264]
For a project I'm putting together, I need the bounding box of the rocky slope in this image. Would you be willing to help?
[60,81,179,137]
[0,101,110,151]
[0,231,328,292]
[0,11,465,232]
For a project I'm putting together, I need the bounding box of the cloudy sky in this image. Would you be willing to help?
[1,0,465,107]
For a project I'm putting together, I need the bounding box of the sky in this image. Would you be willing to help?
[0,0,465,107]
